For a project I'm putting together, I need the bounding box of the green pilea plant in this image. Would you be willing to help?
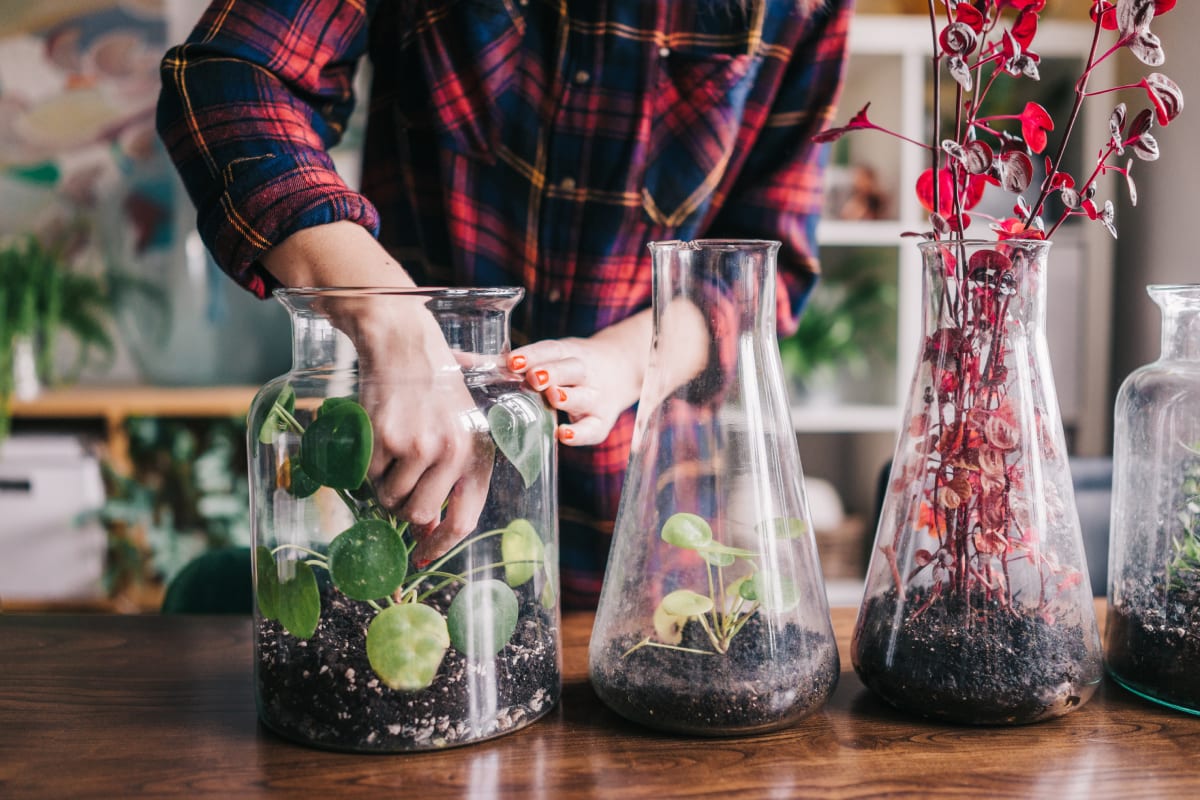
[1168,446,1200,598]
[253,384,551,691]
[623,512,808,657]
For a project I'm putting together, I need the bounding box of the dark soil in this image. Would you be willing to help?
[1106,575,1200,713]
[256,583,560,752]
[589,612,839,736]
[854,588,1102,725]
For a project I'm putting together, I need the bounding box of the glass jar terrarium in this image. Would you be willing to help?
[853,239,1102,724]
[1106,284,1200,715]
[588,240,839,736]
[249,287,560,751]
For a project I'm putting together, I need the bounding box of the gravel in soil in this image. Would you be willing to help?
[590,612,839,736]
[853,588,1102,724]
[1106,575,1200,712]
[257,584,560,752]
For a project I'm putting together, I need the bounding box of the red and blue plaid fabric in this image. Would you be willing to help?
[157,0,852,608]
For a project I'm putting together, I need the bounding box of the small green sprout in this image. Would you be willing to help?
[622,512,807,657]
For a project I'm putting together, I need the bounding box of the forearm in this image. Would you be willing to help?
[261,221,414,289]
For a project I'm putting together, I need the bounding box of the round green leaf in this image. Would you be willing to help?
[328,519,407,600]
[319,396,357,413]
[745,571,799,613]
[659,589,713,618]
[286,456,320,498]
[660,512,713,550]
[367,603,451,691]
[447,579,520,659]
[255,383,295,444]
[300,400,373,489]
[487,393,546,488]
[700,548,735,567]
[770,517,809,539]
[277,561,321,639]
[254,546,280,620]
[501,518,544,587]
[653,603,686,645]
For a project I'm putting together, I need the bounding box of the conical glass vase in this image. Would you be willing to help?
[1106,284,1200,715]
[588,240,839,736]
[853,239,1102,725]
[248,287,560,752]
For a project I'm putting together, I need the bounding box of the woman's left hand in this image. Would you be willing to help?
[507,313,652,446]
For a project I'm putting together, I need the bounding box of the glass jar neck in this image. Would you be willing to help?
[275,288,523,372]
[649,240,781,337]
[919,239,1049,335]
[1151,285,1200,362]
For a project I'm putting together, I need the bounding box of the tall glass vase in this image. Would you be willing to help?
[248,287,560,751]
[588,240,838,736]
[1106,284,1200,715]
[853,239,1102,724]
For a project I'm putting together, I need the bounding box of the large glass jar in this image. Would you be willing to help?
[588,240,839,736]
[1107,284,1200,715]
[853,239,1102,724]
[249,287,560,751]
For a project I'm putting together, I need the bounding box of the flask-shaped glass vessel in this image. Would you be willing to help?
[1107,284,1200,715]
[588,240,839,735]
[853,239,1102,724]
[248,287,560,751]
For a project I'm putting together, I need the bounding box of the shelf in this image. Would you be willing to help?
[7,384,258,472]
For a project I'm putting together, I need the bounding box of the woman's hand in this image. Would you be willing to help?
[507,303,710,446]
[263,222,491,563]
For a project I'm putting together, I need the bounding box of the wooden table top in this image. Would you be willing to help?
[2,605,1198,799]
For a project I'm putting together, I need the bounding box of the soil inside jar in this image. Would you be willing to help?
[854,587,1101,724]
[1106,574,1200,712]
[257,582,560,752]
[590,612,839,736]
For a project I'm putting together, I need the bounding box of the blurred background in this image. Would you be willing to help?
[1,1,1195,612]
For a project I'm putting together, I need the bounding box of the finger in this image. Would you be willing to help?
[508,339,578,374]
[546,383,597,417]
[398,456,461,528]
[557,416,610,447]
[524,357,587,392]
[412,462,491,565]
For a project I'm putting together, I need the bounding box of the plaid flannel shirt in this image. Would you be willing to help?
[157,0,852,608]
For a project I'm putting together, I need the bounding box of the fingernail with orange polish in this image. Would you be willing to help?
[533,369,549,388]
[559,427,575,442]
[557,388,568,403]
[509,354,527,371]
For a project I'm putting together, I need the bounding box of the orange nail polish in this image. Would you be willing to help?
[557,388,568,403]
[533,369,549,388]
[509,354,527,371]
[559,427,575,442]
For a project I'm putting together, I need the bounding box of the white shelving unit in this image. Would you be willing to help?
[795,14,1116,456]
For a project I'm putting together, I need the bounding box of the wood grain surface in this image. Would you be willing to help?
[1,605,1197,799]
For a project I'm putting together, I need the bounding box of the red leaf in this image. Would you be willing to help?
[1011,8,1039,49]
[1020,102,1054,154]
[955,3,987,33]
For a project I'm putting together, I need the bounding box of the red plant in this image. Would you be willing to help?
[816,1,1184,618]
[815,0,1183,242]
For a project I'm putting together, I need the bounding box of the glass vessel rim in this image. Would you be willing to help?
[1147,283,1200,297]
[273,286,524,301]
[916,238,1052,253]
[647,239,782,253]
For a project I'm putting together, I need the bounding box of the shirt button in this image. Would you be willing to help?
[658,46,671,58]
[573,70,590,85]
[547,288,563,303]
[559,176,576,191]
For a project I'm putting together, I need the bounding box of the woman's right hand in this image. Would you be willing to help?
[263,222,492,564]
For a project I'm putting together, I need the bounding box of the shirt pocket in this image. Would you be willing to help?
[384,3,524,162]
[641,7,765,229]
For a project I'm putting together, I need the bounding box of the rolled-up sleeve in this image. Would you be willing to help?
[156,0,380,298]
[704,0,853,338]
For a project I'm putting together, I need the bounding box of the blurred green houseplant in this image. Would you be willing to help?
[779,271,897,401]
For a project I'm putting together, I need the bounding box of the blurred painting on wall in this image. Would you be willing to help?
[0,0,290,386]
